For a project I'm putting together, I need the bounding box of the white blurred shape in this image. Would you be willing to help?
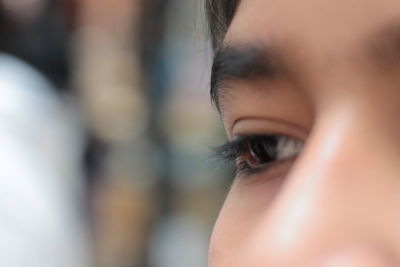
[0,53,90,267]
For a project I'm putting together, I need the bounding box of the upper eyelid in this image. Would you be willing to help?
[231,132,305,143]
[230,117,309,141]
[214,133,296,164]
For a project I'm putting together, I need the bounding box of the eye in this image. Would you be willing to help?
[213,135,304,177]
[242,135,303,172]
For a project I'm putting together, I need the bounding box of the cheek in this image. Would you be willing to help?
[208,176,284,265]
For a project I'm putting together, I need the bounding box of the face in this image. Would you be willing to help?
[209,0,400,266]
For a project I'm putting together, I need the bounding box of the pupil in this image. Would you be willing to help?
[249,136,278,164]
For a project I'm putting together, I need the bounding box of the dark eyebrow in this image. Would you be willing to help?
[210,43,286,110]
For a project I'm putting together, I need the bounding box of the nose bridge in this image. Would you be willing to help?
[244,110,398,266]
[273,111,375,233]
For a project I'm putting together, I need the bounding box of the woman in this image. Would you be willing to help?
[207,0,400,266]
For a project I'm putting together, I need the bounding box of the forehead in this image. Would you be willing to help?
[225,0,400,52]
[212,0,400,132]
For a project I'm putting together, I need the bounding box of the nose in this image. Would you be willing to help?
[241,111,400,266]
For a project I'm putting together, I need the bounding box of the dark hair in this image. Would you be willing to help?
[205,0,240,50]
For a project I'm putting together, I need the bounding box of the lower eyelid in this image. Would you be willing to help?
[236,157,296,183]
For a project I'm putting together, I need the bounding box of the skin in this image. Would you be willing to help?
[208,0,400,266]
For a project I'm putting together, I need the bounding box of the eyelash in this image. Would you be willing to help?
[213,135,304,177]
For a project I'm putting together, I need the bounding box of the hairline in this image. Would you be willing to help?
[205,0,241,50]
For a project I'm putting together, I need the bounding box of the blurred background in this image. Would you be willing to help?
[0,0,230,266]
